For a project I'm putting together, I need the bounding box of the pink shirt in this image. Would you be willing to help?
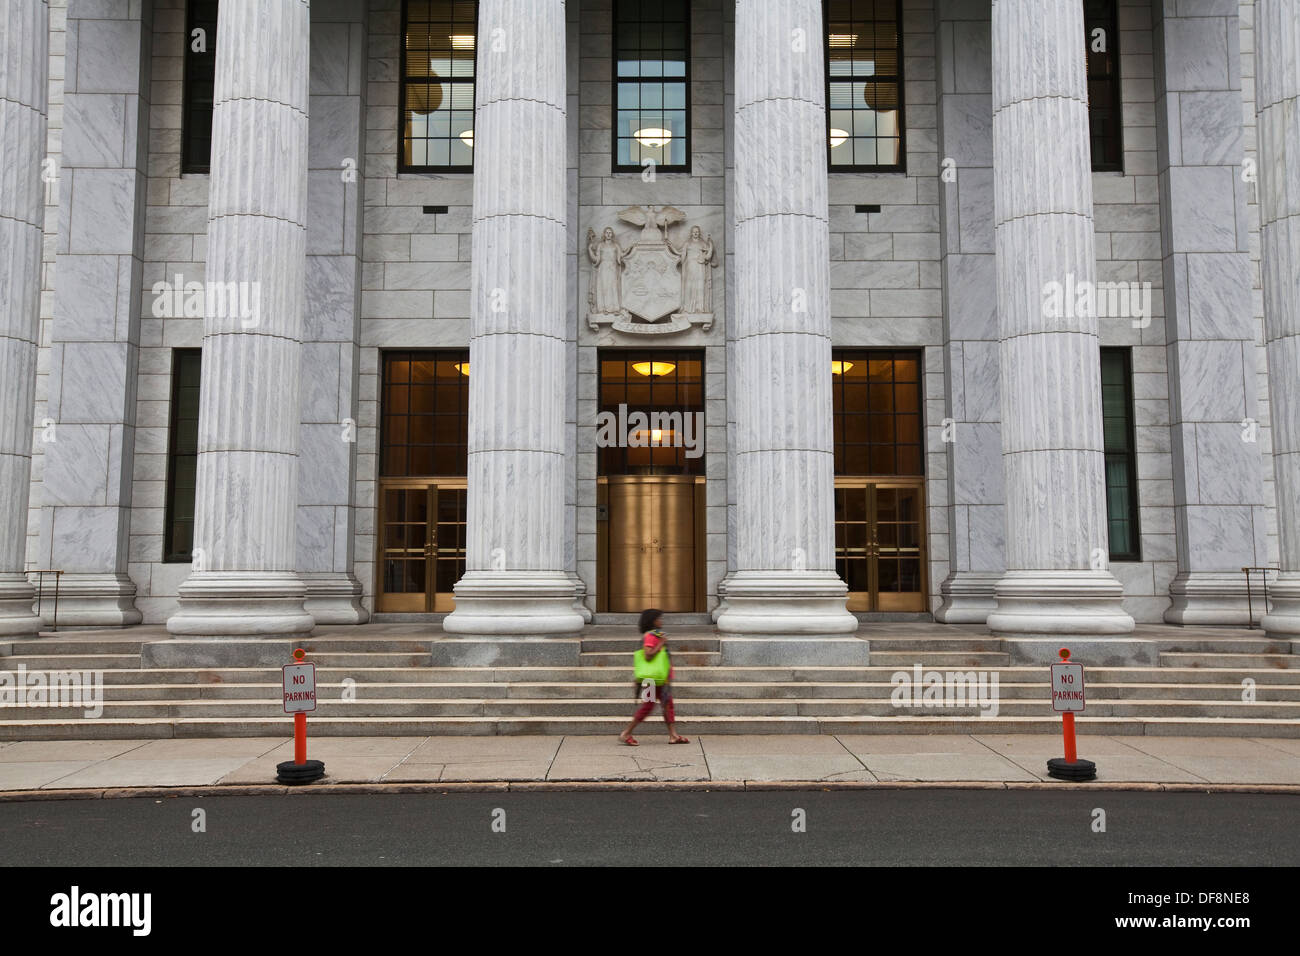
[643,630,673,682]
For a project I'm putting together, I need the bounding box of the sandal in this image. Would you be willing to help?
[620,733,639,746]
[669,735,690,744]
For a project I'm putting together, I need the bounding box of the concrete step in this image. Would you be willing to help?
[1150,637,1293,654]
[864,638,1006,653]
[10,695,1299,720]
[10,662,1300,686]
[1159,652,1300,669]
[579,636,720,652]
[48,678,1300,703]
[0,654,142,669]
[866,651,1012,667]
[579,651,721,667]
[2,639,150,655]
[4,713,1299,740]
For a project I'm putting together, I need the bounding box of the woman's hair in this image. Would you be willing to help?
[638,608,663,634]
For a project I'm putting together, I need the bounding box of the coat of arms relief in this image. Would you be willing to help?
[586,205,719,334]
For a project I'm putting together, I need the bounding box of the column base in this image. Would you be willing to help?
[718,635,870,665]
[934,570,1002,624]
[302,572,369,625]
[710,578,728,623]
[714,570,858,634]
[32,572,142,628]
[568,573,593,624]
[1262,573,1300,637]
[0,574,42,637]
[167,570,314,637]
[986,570,1135,637]
[442,570,585,635]
[1002,637,1157,666]
[1163,571,1258,626]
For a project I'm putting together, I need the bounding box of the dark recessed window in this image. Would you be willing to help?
[1085,0,1122,172]
[598,351,704,475]
[164,350,202,562]
[825,0,904,172]
[832,349,923,476]
[381,351,470,476]
[1101,347,1140,561]
[181,0,218,173]
[400,0,477,172]
[614,0,690,173]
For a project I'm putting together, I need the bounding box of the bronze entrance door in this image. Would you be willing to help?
[600,475,704,613]
[376,480,467,612]
[835,479,927,612]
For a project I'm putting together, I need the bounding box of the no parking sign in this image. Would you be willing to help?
[1050,660,1085,712]
[282,661,317,713]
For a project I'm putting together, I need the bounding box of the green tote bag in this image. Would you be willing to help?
[633,646,671,686]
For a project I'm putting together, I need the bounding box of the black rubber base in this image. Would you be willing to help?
[1047,756,1097,781]
[276,759,326,785]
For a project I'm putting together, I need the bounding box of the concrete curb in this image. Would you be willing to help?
[2,780,1299,801]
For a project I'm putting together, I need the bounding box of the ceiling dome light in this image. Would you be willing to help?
[863,82,898,111]
[632,361,675,377]
[633,127,673,148]
[831,360,853,375]
[459,129,474,147]
[407,77,443,116]
[829,128,849,148]
[454,362,469,376]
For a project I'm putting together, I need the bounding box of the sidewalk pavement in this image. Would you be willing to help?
[2,734,1300,794]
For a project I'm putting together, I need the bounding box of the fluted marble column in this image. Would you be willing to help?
[1257,0,1300,637]
[167,0,313,637]
[715,0,856,635]
[985,0,1134,639]
[0,0,48,637]
[442,0,583,635]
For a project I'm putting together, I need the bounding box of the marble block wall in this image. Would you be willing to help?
[1087,0,1177,621]
[353,0,474,614]
[825,0,949,614]
[124,0,210,623]
[299,0,368,623]
[39,0,154,625]
[575,0,728,613]
[1155,0,1267,624]
[935,0,1004,622]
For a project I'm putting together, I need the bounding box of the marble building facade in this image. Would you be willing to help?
[2,0,1299,654]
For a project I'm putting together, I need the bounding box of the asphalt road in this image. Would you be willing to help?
[1,790,1296,867]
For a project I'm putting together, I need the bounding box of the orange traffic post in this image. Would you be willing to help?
[277,647,325,784]
[1047,647,1096,781]
[1062,712,1077,764]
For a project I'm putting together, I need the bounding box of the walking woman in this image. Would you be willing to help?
[619,607,690,746]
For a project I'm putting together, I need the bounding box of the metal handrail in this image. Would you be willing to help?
[27,568,63,632]
[1241,566,1276,629]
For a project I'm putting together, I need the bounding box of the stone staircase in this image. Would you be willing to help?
[1,625,1298,739]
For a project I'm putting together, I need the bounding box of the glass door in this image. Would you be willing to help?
[377,480,467,612]
[835,479,926,612]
